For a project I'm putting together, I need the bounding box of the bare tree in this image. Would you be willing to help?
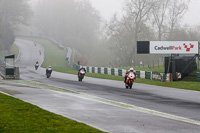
[168,0,190,40]
[152,0,170,41]
[123,0,156,51]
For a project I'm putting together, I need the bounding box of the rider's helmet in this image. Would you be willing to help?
[130,67,134,72]
[49,66,51,68]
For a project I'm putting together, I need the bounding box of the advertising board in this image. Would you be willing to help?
[150,41,199,54]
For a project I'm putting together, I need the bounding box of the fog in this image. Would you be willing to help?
[1,0,200,67]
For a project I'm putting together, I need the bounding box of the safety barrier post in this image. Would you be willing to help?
[197,72,200,82]
[140,71,145,79]
[94,67,98,73]
[114,68,118,76]
[162,74,166,82]
[98,67,101,74]
[118,69,122,76]
[101,67,104,74]
[104,68,108,74]
[92,67,95,73]
[122,69,127,76]
[108,68,111,75]
[136,71,140,78]
[111,68,115,75]
[89,67,92,73]
[145,71,152,80]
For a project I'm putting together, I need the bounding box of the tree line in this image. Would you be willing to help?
[1,0,199,68]
[104,0,195,67]
[0,0,31,51]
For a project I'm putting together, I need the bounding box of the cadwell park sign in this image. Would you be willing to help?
[150,41,199,54]
[137,41,200,81]
[137,41,199,54]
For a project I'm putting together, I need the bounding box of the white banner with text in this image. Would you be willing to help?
[150,41,199,54]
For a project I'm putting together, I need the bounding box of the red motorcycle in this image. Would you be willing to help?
[78,69,86,81]
[125,72,136,89]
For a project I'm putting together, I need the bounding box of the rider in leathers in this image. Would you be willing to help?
[124,68,136,83]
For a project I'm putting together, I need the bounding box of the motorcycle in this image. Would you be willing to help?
[46,70,52,78]
[78,69,86,81]
[35,64,39,70]
[125,72,136,89]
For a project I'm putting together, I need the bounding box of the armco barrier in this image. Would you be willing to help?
[104,68,108,74]
[101,67,104,74]
[140,71,145,78]
[136,71,140,78]
[197,72,200,82]
[89,67,92,73]
[92,67,95,73]
[114,68,118,76]
[111,68,114,75]
[98,67,101,73]
[122,69,126,76]
[95,67,98,73]
[118,69,122,76]
[108,68,111,75]
[73,64,173,82]
[145,71,152,80]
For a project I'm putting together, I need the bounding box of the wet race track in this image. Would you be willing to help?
[1,39,200,133]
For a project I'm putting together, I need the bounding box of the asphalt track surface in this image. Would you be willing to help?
[1,39,200,133]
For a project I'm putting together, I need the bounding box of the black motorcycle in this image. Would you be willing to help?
[46,70,52,78]
[35,64,39,70]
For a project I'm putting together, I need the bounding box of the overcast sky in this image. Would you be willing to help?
[89,0,200,26]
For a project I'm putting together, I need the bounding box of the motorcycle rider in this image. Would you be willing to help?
[78,67,86,75]
[35,61,39,70]
[124,68,136,83]
[46,66,52,75]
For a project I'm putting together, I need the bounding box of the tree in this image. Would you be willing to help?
[168,0,190,40]
[123,0,156,53]
[32,0,100,56]
[152,0,170,41]
[0,0,32,50]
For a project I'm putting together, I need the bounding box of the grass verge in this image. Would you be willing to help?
[0,93,105,133]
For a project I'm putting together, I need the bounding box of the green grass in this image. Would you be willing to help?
[0,93,105,133]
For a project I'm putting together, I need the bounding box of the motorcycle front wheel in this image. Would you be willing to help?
[129,83,132,89]
[78,78,82,81]
[125,84,128,89]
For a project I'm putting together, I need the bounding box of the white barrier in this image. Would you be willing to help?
[114,68,118,76]
[95,67,98,73]
[122,69,127,76]
[140,71,145,79]
[89,66,92,73]
[101,67,104,74]
[108,68,111,75]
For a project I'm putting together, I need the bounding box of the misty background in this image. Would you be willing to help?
[1,0,200,67]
